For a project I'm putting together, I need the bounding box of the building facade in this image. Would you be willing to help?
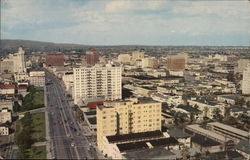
[167,52,188,71]
[0,59,14,73]
[73,63,122,104]
[29,71,45,87]
[0,109,12,123]
[0,126,9,135]
[86,49,99,66]
[242,63,250,95]
[45,53,64,66]
[11,47,27,73]
[97,98,162,152]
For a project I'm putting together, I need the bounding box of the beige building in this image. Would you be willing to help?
[117,54,131,65]
[132,51,145,60]
[0,109,12,123]
[141,57,158,69]
[29,71,45,87]
[187,98,225,119]
[9,47,27,73]
[235,59,250,73]
[97,98,162,152]
[0,59,14,73]
[14,72,29,82]
[242,63,250,95]
[0,126,9,135]
[0,100,14,111]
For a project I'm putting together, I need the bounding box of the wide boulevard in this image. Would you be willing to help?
[45,70,92,159]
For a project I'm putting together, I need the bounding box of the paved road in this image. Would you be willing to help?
[45,71,92,159]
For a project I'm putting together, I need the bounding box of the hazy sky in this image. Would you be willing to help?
[1,0,250,46]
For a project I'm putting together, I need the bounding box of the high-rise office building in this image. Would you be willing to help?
[8,47,27,73]
[242,63,250,95]
[97,98,162,151]
[86,49,100,66]
[73,62,122,105]
[45,53,64,67]
[166,52,188,71]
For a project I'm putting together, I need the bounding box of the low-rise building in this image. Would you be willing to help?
[102,130,180,159]
[187,97,225,119]
[17,84,29,97]
[0,126,9,135]
[0,84,15,96]
[0,100,14,111]
[217,94,242,105]
[207,122,249,142]
[172,105,202,121]
[14,72,29,82]
[0,109,12,123]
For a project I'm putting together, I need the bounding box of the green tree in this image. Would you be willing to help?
[212,108,223,121]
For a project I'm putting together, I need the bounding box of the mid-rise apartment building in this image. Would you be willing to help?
[97,98,162,152]
[29,71,45,87]
[73,63,122,104]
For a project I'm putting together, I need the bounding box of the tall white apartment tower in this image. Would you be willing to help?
[73,62,122,105]
[242,63,250,95]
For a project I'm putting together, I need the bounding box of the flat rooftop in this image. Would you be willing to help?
[208,122,249,138]
[176,105,201,113]
[123,147,175,159]
[186,124,227,143]
[106,130,164,143]
[117,137,179,153]
[190,132,221,147]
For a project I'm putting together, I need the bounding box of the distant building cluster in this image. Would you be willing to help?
[1,46,250,159]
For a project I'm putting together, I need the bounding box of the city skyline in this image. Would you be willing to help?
[1,0,250,46]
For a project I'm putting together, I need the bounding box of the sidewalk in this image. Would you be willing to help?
[44,85,53,159]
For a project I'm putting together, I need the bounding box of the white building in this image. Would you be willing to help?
[14,72,29,82]
[73,62,122,104]
[62,72,74,94]
[242,64,250,95]
[0,84,15,95]
[0,109,12,123]
[0,126,9,135]
[9,47,27,73]
[29,71,45,87]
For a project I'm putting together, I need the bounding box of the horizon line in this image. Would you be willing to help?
[1,38,250,47]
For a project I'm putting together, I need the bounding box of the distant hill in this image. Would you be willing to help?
[0,39,90,54]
